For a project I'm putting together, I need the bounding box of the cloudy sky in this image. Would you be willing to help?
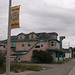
[0,0,75,48]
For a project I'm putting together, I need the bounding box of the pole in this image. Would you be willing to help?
[6,0,12,75]
[60,37,62,50]
[68,42,70,58]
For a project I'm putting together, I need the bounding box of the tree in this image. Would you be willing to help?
[32,50,53,63]
[0,50,5,66]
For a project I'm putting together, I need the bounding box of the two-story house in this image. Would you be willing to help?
[0,32,65,62]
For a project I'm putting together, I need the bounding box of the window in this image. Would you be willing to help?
[50,41,57,47]
[28,42,31,47]
[20,35,22,39]
[50,41,55,46]
[56,42,60,48]
[3,44,6,48]
[13,42,16,47]
[35,45,40,48]
[31,34,34,38]
[40,42,44,47]
[22,42,25,47]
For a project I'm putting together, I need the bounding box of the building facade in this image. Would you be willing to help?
[0,32,65,62]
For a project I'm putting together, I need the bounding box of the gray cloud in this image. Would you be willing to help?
[0,0,75,48]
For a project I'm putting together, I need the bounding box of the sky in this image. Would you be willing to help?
[0,0,75,48]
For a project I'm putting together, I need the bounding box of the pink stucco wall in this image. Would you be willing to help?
[0,40,60,62]
[0,43,7,54]
[20,42,48,61]
[15,41,37,51]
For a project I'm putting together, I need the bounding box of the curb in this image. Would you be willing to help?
[68,66,75,75]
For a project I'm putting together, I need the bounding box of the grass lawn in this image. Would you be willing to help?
[0,63,51,74]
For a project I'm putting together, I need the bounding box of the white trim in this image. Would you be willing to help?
[50,41,55,47]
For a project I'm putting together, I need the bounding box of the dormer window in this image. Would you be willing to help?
[31,34,34,38]
[20,35,22,39]
[18,33,26,40]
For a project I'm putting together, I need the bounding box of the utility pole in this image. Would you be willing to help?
[60,36,65,50]
[6,0,12,75]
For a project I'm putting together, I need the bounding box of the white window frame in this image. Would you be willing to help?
[20,35,22,39]
[31,34,34,38]
[22,42,25,47]
[40,42,44,47]
[28,42,31,47]
[50,41,55,47]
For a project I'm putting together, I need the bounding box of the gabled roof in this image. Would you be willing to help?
[18,33,25,36]
[38,33,52,40]
[48,32,58,36]
[0,32,59,43]
[29,32,36,34]
[11,36,18,41]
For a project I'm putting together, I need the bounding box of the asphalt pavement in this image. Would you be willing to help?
[27,59,75,75]
[68,66,75,75]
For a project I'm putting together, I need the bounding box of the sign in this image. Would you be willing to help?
[11,5,20,29]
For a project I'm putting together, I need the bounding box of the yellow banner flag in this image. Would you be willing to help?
[11,6,20,29]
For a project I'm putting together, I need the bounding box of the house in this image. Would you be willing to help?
[64,47,75,58]
[0,32,65,62]
[64,48,72,58]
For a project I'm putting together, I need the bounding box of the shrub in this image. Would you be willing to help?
[0,65,6,74]
[0,50,5,66]
[32,50,53,63]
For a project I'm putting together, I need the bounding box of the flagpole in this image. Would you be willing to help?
[6,0,12,75]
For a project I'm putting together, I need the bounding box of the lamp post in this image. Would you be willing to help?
[6,0,12,75]
[60,36,65,50]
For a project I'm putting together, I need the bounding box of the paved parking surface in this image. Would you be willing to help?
[68,66,75,75]
[27,59,75,75]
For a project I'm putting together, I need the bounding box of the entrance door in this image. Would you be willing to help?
[17,55,21,62]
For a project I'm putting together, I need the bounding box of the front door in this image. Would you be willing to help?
[17,55,21,62]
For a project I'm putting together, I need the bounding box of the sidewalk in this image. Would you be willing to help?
[68,66,75,75]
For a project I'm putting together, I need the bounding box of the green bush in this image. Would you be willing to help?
[32,50,53,63]
[0,64,6,74]
[0,50,5,66]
